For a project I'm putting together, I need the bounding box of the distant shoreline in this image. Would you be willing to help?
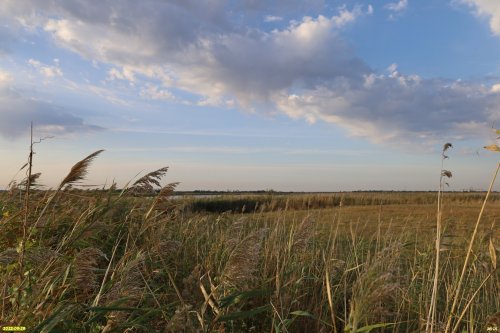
[1,189,498,194]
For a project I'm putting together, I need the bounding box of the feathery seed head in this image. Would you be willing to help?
[59,150,104,189]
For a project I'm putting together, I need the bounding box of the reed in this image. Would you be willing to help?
[0,142,498,332]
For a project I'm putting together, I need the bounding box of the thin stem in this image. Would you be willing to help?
[451,273,492,333]
[444,162,500,332]
[17,122,33,307]
[426,150,446,333]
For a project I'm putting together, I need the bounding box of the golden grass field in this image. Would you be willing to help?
[0,151,499,332]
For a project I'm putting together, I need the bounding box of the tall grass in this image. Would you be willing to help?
[0,149,498,332]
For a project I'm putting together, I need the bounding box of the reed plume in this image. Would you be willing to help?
[144,181,179,219]
[131,166,169,194]
[102,251,146,332]
[72,247,106,303]
[223,229,267,290]
[59,150,104,190]
[18,172,42,190]
[29,150,104,237]
[293,215,315,254]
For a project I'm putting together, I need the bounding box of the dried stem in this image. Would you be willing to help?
[444,162,500,332]
[426,143,452,333]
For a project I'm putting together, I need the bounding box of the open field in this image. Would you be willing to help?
[0,186,499,332]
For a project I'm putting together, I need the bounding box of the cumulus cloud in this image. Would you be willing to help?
[0,0,498,146]
[191,12,370,105]
[274,70,500,145]
[462,0,500,35]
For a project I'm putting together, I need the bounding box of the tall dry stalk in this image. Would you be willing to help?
[426,143,452,333]
[18,123,34,303]
[29,149,104,238]
[17,123,51,307]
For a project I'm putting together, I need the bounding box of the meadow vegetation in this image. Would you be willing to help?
[0,147,499,332]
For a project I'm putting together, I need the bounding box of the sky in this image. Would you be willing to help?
[1,0,500,191]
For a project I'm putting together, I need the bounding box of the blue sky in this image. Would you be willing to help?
[1,0,500,191]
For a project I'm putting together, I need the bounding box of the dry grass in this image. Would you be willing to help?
[0,151,499,332]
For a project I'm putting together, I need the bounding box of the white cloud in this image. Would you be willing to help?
[331,5,365,28]
[273,72,500,146]
[0,69,12,86]
[107,67,136,83]
[28,58,63,78]
[463,0,500,35]
[264,15,283,22]
[83,84,131,106]
[177,10,369,106]
[140,84,175,101]
[491,83,500,92]
[1,1,498,146]
[385,0,408,12]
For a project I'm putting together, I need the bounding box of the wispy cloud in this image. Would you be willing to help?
[110,127,321,139]
[108,145,370,156]
[0,69,12,85]
[0,71,103,138]
[110,146,274,154]
[139,84,175,101]
[28,58,63,78]
[264,15,283,22]
[385,0,408,12]
[384,0,408,20]
[107,67,135,83]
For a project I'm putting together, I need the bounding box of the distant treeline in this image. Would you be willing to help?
[2,189,498,214]
[180,192,500,214]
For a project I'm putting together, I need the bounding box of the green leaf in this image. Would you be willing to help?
[495,128,500,135]
[355,322,396,333]
[217,305,270,322]
[31,304,80,333]
[83,298,138,327]
[273,320,282,333]
[290,310,315,318]
[88,306,152,312]
[484,144,500,152]
[218,288,270,308]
